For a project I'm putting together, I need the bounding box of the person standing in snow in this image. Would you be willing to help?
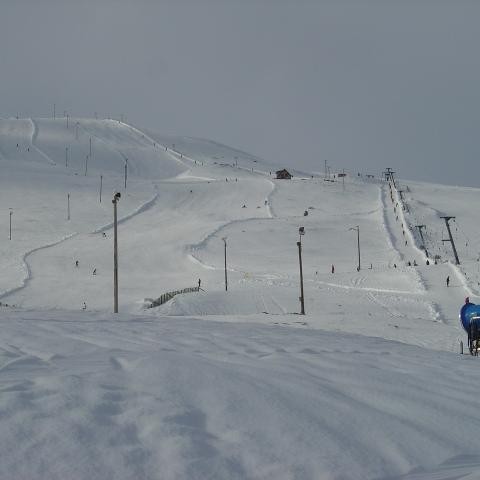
[446,276,450,287]
[198,278,201,289]
[93,268,97,276]
[331,264,335,274]
[75,260,79,267]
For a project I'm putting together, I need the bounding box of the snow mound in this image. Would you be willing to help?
[155,289,285,316]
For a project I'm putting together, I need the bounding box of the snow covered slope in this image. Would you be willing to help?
[0,116,479,479]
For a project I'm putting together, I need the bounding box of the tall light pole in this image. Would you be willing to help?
[297,226,305,315]
[222,237,228,291]
[112,192,121,313]
[9,208,13,240]
[124,158,128,189]
[349,226,361,271]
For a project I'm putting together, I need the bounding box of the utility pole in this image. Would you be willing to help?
[297,227,305,315]
[9,209,13,240]
[324,160,328,180]
[440,216,460,265]
[65,146,69,168]
[99,175,103,203]
[222,237,228,291]
[349,226,361,271]
[415,225,429,258]
[85,154,88,176]
[89,137,92,159]
[66,114,69,129]
[124,159,128,189]
[75,122,79,141]
[112,192,121,313]
[67,193,70,220]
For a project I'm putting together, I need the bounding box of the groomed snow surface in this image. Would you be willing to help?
[1,117,480,479]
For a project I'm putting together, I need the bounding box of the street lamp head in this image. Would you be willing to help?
[222,236,227,244]
[112,192,121,203]
[299,226,305,236]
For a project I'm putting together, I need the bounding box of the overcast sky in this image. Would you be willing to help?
[1,0,479,186]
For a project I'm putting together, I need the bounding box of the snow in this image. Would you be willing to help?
[0,116,479,479]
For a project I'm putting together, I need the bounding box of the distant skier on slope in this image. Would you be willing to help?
[446,275,450,287]
[331,264,335,274]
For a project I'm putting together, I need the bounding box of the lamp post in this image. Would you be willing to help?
[112,192,121,313]
[9,209,13,240]
[222,237,228,291]
[349,225,361,271]
[297,226,305,315]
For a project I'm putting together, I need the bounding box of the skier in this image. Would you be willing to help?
[82,302,87,310]
[426,259,430,265]
[331,264,335,274]
[75,260,79,268]
[102,232,107,238]
[413,260,417,266]
[198,278,201,289]
[93,268,97,276]
[446,275,450,287]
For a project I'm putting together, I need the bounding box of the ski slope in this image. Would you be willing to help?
[0,116,480,479]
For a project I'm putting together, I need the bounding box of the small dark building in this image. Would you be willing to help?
[276,169,292,179]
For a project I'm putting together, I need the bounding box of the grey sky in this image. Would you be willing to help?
[1,1,479,186]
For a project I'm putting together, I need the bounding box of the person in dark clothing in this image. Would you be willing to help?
[75,260,79,267]
[446,276,450,287]
[93,268,97,276]
[331,264,335,274]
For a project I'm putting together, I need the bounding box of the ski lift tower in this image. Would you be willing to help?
[440,216,460,265]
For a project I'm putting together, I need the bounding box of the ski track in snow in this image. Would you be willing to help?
[0,190,160,302]
[29,118,57,166]
[186,179,276,271]
[0,233,77,300]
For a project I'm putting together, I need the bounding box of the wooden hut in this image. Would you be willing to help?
[276,169,292,179]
